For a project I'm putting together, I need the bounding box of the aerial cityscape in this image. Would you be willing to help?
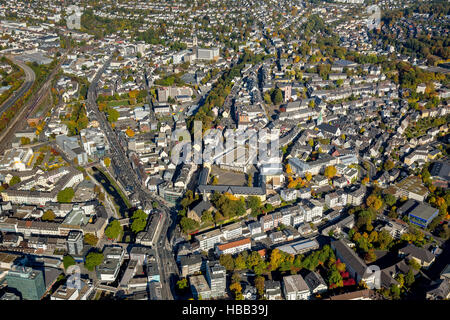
[0,0,448,302]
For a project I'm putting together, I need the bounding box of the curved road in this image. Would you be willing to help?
[0,56,35,116]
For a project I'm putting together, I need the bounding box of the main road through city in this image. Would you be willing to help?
[86,53,179,300]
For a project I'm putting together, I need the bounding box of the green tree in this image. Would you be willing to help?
[131,209,148,234]
[177,278,188,290]
[390,284,401,300]
[246,251,262,270]
[57,187,75,203]
[106,107,120,122]
[84,252,104,271]
[405,269,415,287]
[272,88,283,104]
[84,233,99,246]
[9,176,21,186]
[63,255,76,270]
[264,92,272,105]
[234,253,247,270]
[42,210,56,221]
[104,219,122,239]
[383,194,397,207]
[219,254,235,271]
[180,217,199,233]
[247,196,261,213]
[201,210,214,224]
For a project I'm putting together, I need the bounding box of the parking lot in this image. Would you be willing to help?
[210,166,248,186]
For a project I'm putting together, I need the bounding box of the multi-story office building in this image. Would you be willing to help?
[6,266,46,300]
[67,230,84,256]
[205,261,226,298]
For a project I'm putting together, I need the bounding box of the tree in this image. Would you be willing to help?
[383,160,395,171]
[384,193,397,207]
[324,166,337,179]
[84,252,104,271]
[219,254,235,271]
[104,157,111,167]
[328,269,343,288]
[263,92,272,105]
[246,251,263,270]
[272,88,283,105]
[390,284,401,300]
[9,176,21,186]
[131,209,148,234]
[125,128,135,137]
[180,217,199,233]
[84,233,99,246]
[57,187,75,203]
[106,107,120,122]
[366,194,383,211]
[201,210,214,225]
[105,219,122,240]
[305,172,312,181]
[285,164,293,175]
[365,249,377,263]
[177,278,188,290]
[42,210,56,221]
[230,281,242,299]
[269,249,283,271]
[234,254,247,270]
[63,255,76,270]
[255,275,265,297]
[247,196,261,213]
[405,269,415,287]
[20,137,31,145]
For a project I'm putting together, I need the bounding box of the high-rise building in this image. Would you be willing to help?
[6,266,46,300]
[205,261,226,298]
[67,231,84,256]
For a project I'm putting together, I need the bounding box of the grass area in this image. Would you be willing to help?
[93,167,132,209]
[107,99,129,107]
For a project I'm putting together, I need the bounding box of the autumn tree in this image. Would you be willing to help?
[366,194,383,211]
[285,163,293,175]
[269,249,283,271]
[324,166,337,179]
[255,276,265,297]
[104,157,111,168]
[42,210,56,221]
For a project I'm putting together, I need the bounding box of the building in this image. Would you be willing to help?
[179,254,203,278]
[0,148,33,171]
[205,261,226,298]
[96,246,124,283]
[381,221,408,239]
[282,274,311,300]
[196,47,220,60]
[331,239,377,289]
[5,266,46,300]
[215,237,251,256]
[304,271,328,295]
[398,244,436,269]
[265,280,282,300]
[397,199,439,228]
[189,274,211,300]
[50,279,94,300]
[66,230,83,256]
[196,229,223,251]
[55,135,88,165]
